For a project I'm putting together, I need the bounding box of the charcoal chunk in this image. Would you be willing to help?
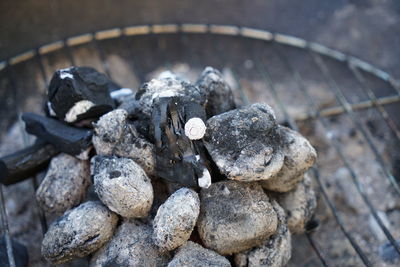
[48,67,115,123]
[153,188,200,251]
[36,153,91,214]
[151,96,209,187]
[234,201,292,267]
[196,66,236,117]
[90,220,170,267]
[197,181,278,255]
[276,174,317,234]
[0,140,59,185]
[203,103,284,182]
[261,126,317,192]
[41,201,118,265]
[22,113,92,156]
[0,236,28,267]
[168,241,231,267]
[91,156,153,218]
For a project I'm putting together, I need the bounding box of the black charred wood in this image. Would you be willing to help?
[22,113,92,156]
[0,140,59,185]
[47,67,115,122]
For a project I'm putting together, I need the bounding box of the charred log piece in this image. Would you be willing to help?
[22,113,92,156]
[47,67,116,123]
[151,96,212,188]
[0,140,59,185]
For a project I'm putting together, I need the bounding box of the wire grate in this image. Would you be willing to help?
[0,24,399,266]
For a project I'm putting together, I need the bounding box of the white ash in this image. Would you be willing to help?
[64,100,95,123]
[75,146,92,160]
[203,103,284,182]
[197,181,278,255]
[234,200,292,267]
[91,156,153,218]
[184,117,206,140]
[275,173,317,234]
[168,241,231,267]
[153,188,200,251]
[198,168,212,188]
[135,77,206,117]
[47,102,57,117]
[41,201,118,265]
[196,66,236,117]
[59,67,74,79]
[261,126,317,192]
[90,220,171,267]
[110,87,134,100]
[93,109,156,175]
[36,153,91,214]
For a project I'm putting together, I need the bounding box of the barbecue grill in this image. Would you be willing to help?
[1,3,400,267]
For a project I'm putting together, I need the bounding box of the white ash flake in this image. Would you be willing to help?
[65,100,95,123]
[198,168,212,188]
[47,102,57,117]
[59,68,74,79]
[110,88,134,99]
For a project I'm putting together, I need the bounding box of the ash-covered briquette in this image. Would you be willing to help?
[276,174,317,234]
[47,67,116,123]
[41,201,118,265]
[22,113,92,156]
[151,96,210,187]
[90,220,171,267]
[197,181,278,255]
[0,236,29,267]
[196,66,236,118]
[261,126,317,192]
[36,153,91,214]
[168,241,231,267]
[234,201,292,267]
[152,188,200,251]
[92,109,156,175]
[0,140,59,185]
[91,155,153,218]
[203,103,285,182]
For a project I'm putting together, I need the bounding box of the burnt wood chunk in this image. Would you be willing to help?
[48,67,116,123]
[0,140,59,185]
[22,113,92,156]
[151,97,209,187]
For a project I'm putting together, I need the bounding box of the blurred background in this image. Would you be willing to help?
[1,1,400,266]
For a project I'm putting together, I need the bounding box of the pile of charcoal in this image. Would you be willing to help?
[0,66,317,266]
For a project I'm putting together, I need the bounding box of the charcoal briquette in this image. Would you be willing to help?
[167,241,231,267]
[275,174,317,234]
[203,103,284,182]
[153,188,200,251]
[91,156,153,218]
[90,220,171,267]
[196,66,236,118]
[234,200,292,267]
[260,126,317,192]
[197,181,278,255]
[41,201,118,265]
[36,153,91,214]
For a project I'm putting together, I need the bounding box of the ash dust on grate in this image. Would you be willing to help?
[0,66,318,266]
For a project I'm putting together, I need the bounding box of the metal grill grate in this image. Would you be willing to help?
[1,24,399,266]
